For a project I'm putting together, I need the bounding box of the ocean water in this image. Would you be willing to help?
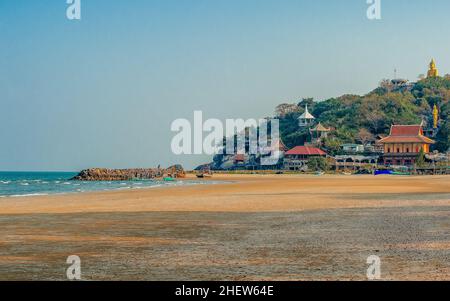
[0,172,210,198]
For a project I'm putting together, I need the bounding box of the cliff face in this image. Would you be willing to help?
[71,165,185,181]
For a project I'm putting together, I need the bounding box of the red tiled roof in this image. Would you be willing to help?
[390,125,422,136]
[234,154,245,162]
[379,125,435,144]
[285,146,327,156]
[378,136,435,143]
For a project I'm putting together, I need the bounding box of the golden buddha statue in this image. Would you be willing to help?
[433,104,439,129]
[427,59,439,78]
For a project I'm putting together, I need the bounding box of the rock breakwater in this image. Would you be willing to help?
[71,165,185,181]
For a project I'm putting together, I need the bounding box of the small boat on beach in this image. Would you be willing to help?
[374,170,393,176]
[196,173,213,179]
[391,171,411,176]
[375,170,411,176]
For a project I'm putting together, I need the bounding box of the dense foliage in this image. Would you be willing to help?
[307,157,330,172]
[276,77,450,153]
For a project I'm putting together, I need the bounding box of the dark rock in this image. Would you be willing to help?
[71,165,185,181]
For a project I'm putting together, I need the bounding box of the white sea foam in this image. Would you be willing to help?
[115,186,133,190]
[149,184,162,188]
[20,183,29,186]
[10,193,49,198]
[133,184,161,190]
[0,181,10,184]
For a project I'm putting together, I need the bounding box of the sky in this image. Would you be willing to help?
[1,0,450,171]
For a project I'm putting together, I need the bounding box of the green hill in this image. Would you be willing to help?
[277,77,450,154]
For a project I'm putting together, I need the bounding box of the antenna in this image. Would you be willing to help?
[394,68,397,79]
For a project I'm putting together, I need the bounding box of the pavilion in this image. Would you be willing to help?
[378,124,435,166]
[298,105,315,127]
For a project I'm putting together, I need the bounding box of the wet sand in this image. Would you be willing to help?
[0,174,449,280]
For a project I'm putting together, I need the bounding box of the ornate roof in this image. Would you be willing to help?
[298,105,315,120]
[310,122,330,132]
[378,125,435,144]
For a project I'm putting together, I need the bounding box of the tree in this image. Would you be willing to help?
[379,79,392,92]
[357,128,375,146]
[298,97,315,108]
[434,121,450,152]
[365,110,386,134]
[307,157,330,172]
[275,103,299,117]
[416,148,426,167]
[323,137,342,155]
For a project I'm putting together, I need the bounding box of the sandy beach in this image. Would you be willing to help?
[0,174,449,280]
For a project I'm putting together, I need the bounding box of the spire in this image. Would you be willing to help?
[299,104,315,119]
[298,104,315,127]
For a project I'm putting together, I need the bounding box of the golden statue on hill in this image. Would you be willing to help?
[433,104,439,129]
[427,58,439,78]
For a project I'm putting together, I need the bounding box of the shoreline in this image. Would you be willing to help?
[1,171,448,199]
[0,174,227,199]
[0,174,449,215]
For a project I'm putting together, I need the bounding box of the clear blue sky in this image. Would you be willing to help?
[1,0,450,171]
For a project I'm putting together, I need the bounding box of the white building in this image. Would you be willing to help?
[298,105,315,127]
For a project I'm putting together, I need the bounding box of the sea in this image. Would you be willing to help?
[0,172,210,198]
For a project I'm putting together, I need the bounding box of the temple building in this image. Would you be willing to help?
[298,105,315,127]
[309,123,331,145]
[284,146,327,171]
[378,125,435,166]
[427,59,439,78]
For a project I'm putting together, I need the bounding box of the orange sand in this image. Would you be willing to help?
[0,174,449,214]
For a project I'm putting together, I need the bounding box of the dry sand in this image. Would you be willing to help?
[0,174,449,280]
[0,174,449,214]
